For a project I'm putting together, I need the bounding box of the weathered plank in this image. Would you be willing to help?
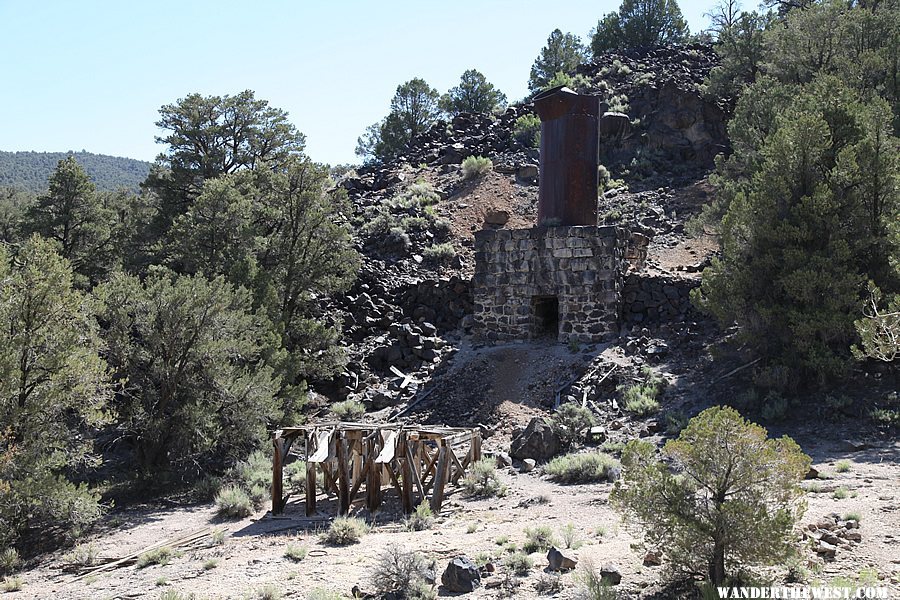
[375,431,398,463]
[308,430,333,463]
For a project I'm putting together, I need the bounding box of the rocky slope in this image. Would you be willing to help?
[312,45,730,426]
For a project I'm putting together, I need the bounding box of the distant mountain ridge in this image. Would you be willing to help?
[0,150,152,192]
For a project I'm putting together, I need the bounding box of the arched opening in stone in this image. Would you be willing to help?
[531,295,559,339]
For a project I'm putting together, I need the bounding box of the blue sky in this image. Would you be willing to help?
[0,0,715,166]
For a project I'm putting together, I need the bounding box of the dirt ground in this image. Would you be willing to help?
[11,429,899,600]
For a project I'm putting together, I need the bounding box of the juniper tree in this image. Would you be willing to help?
[96,268,282,474]
[611,406,810,585]
[0,236,110,548]
[693,77,900,386]
[164,157,359,415]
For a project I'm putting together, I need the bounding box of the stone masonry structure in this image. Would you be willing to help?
[472,86,627,344]
[473,225,626,343]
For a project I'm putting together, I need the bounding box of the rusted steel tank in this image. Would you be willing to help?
[533,86,600,226]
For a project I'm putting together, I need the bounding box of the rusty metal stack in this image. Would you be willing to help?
[533,85,600,227]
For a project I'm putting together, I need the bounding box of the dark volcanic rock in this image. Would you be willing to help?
[547,547,578,571]
[441,556,481,592]
[510,417,562,462]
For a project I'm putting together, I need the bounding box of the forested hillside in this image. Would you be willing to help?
[0,150,150,192]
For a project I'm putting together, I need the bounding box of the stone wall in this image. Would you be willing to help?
[622,273,698,325]
[393,276,473,331]
[473,226,626,343]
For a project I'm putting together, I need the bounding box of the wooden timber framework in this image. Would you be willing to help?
[271,423,482,516]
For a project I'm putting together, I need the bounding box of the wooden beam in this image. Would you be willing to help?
[430,442,450,514]
[271,434,286,515]
[406,444,426,502]
[336,433,350,515]
[449,448,466,484]
[348,459,371,502]
[420,447,440,492]
[399,433,413,514]
[351,436,363,495]
[367,435,381,512]
[305,432,317,516]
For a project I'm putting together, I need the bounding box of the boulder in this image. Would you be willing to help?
[369,390,398,410]
[599,112,631,140]
[520,458,537,472]
[441,556,481,592]
[599,563,622,585]
[484,209,510,226]
[586,426,607,444]
[440,143,468,165]
[494,451,512,467]
[816,540,837,559]
[820,531,841,546]
[510,417,562,462]
[547,547,578,571]
[515,164,539,183]
[643,551,662,567]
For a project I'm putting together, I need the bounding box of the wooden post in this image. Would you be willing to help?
[272,433,285,515]
[336,432,350,515]
[472,430,482,462]
[406,444,426,501]
[430,442,450,513]
[351,435,363,493]
[367,434,381,512]
[305,432,317,516]
[399,433,413,514]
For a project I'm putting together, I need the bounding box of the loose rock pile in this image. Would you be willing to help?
[394,277,472,331]
[342,44,725,209]
[316,45,726,416]
[578,44,727,166]
[805,513,863,559]
[366,321,446,374]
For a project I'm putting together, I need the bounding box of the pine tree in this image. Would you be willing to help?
[21,156,114,285]
[591,0,690,56]
[356,78,440,162]
[439,69,507,115]
[528,29,586,93]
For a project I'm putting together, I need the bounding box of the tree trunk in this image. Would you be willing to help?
[710,540,726,586]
